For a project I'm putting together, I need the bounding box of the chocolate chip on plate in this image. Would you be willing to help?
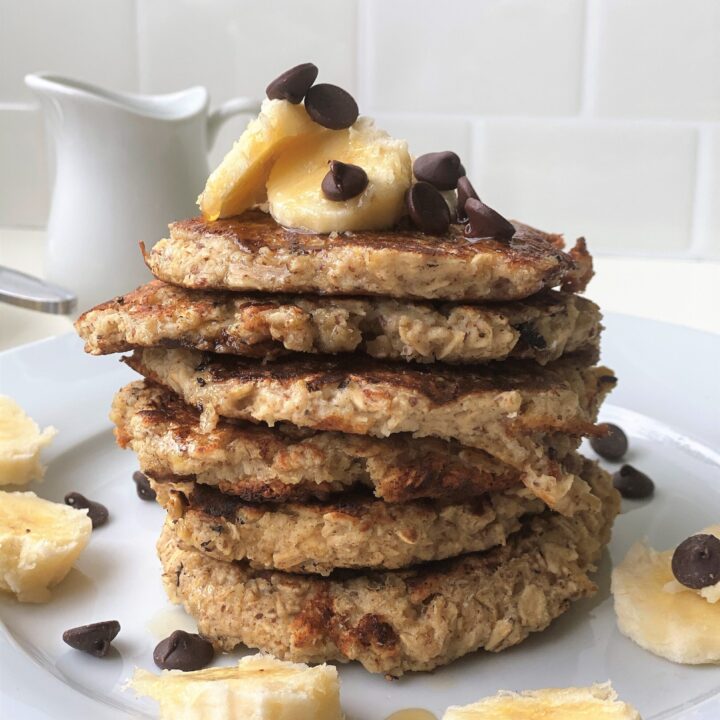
[671,534,720,589]
[590,423,628,461]
[63,620,120,657]
[464,198,515,241]
[405,182,451,235]
[612,464,654,499]
[64,492,109,528]
[321,160,368,201]
[266,62,318,104]
[413,151,465,191]
[304,83,358,130]
[456,176,479,222]
[133,470,156,501]
[153,630,215,671]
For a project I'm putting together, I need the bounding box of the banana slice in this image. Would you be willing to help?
[267,117,412,233]
[199,99,322,221]
[611,526,720,665]
[0,491,91,602]
[443,682,641,719]
[131,654,342,720]
[0,395,56,486]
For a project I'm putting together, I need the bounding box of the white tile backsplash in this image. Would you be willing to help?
[0,108,49,227]
[0,0,717,257]
[138,0,357,105]
[471,120,698,254]
[591,0,720,120]
[365,0,585,116]
[0,0,138,104]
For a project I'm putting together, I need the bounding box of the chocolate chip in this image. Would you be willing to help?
[456,176,479,222]
[153,630,214,671]
[304,83,358,130]
[405,182,450,235]
[321,160,369,201]
[64,492,108,528]
[671,534,720,589]
[133,471,156,501]
[63,620,120,657]
[590,423,628,461]
[464,198,515,240]
[612,464,654,499]
[516,322,547,350]
[413,151,465,191]
[266,62,318,104]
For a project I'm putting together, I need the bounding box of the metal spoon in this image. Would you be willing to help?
[0,266,77,314]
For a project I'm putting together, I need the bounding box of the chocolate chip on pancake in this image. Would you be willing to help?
[612,464,654,499]
[590,423,628,461]
[406,182,450,235]
[304,83,358,129]
[265,62,318,104]
[153,630,214,671]
[63,620,120,657]
[671,534,720,589]
[133,470,157,501]
[413,151,465,191]
[64,492,109,528]
[321,160,368,201]
[456,176,479,222]
[464,198,515,241]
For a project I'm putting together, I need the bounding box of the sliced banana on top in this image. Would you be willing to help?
[611,526,720,665]
[443,682,641,719]
[199,99,323,221]
[267,117,412,233]
[0,490,92,602]
[131,654,342,720]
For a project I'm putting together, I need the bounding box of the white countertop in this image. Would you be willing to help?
[2,226,719,352]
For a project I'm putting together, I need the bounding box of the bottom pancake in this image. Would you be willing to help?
[152,478,546,574]
[158,457,619,675]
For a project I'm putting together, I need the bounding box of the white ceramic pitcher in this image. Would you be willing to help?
[25,73,260,312]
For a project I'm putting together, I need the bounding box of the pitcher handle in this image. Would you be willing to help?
[207,97,262,150]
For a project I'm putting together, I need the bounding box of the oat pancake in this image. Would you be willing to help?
[77,281,601,365]
[145,211,593,302]
[111,381,577,504]
[153,478,545,574]
[123,350,615,513]
[157,457,619,675]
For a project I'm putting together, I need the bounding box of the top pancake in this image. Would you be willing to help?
[145,211,593,301]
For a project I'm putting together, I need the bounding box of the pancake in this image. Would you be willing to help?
[123,351,615,513]
[153,478,545,574]
[144,210,593,302]
[76,281,601,365]
[157,457,619,675]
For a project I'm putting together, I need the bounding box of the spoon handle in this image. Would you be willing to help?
[0,266,77,314]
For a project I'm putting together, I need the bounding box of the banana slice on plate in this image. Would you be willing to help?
[0,395,56,486]
[267,117,412,233]
[442,682,641,719]
[131,654,342,720]
[199,99,323,221]
[0,491,92,602]
[611,526,720,664]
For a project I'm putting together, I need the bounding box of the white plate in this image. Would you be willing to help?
[1,313,719,720]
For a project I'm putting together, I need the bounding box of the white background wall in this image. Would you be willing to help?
[1,0,719,258]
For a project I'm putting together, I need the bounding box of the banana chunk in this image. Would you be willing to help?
[267,117,412,233]
[0,491,91,602]
[611,527,720,664]
[199,99,322,221]
[131,654,343,720]
[442,682,641,719]
[0,396,56,486]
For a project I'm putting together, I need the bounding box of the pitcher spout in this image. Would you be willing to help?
[25,72,208,121]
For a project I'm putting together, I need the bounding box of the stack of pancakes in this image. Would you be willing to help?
[76,211,619,676]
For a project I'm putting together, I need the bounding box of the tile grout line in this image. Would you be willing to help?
[687,124,714,258]
[356,0,372,113]
[579,0,601,118]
